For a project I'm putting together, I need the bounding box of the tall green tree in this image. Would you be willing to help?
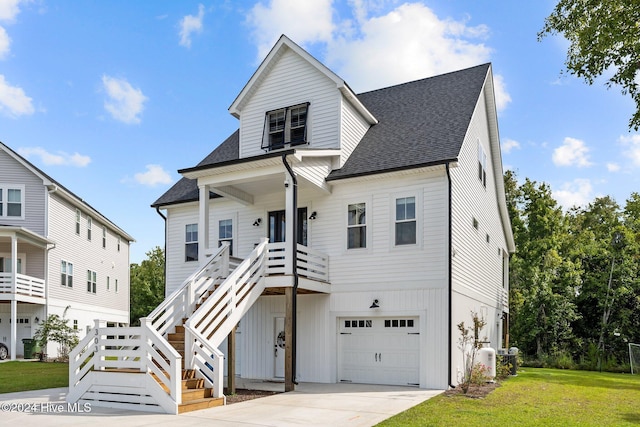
[506,173,580,358]
[539,0,640,129]
[130,246,166,326]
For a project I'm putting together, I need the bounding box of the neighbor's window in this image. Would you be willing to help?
[87,216,92,241]
[263,103,309,150]
[185,224,198,262]
[0,185,24,218]
[395,197,416,245]
[102,226,107,248]
[106,276,110,291]
[117,237,121,252]
[477,140,487,188]
[218,219,233,256]
[61,260,73,287]
[75,209,81,234]
[347,203,366,249]
[87,270,97,294]
[115,278,119,293]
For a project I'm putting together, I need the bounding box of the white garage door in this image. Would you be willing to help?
[338,317,419,386]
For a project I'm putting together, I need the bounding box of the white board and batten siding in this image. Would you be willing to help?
[449,79,509,356]
[238,47,342,159]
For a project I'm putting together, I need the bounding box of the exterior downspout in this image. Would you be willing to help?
[282,154,299,385]
[446,162,453,388]
[155,207,168,296]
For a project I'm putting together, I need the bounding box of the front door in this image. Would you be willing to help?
[274,317,285,378]
[268,208,308,245]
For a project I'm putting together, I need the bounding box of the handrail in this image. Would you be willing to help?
[68,319,182,411]
[185,238,269,398]
[148,244,229,337]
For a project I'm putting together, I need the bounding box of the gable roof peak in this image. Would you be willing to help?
[228,34,376,125]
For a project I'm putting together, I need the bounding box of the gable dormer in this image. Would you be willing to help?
[229,35,377,165]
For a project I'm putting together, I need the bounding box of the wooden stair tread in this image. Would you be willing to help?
[178,396,224,414]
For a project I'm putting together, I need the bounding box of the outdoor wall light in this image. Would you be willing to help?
[370,299,379,309]
[308,211,317,220]
[253,218,262,227]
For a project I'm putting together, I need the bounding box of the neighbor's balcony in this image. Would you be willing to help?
[0,272,46,303]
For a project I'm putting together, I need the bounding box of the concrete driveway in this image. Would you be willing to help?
[0,382,443,426]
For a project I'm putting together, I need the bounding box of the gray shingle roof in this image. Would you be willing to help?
[152,64,489,207]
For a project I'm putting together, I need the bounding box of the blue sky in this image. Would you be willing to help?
[2,0,639,263]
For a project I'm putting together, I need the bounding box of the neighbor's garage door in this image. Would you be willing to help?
[338,317,419,386]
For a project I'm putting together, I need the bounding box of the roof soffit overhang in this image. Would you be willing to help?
[0,226,55,248]
[228,35,377,125]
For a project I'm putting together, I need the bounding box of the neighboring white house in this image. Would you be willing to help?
[65,35,514,414]
[152,35,515,390]
[0,141,134,360]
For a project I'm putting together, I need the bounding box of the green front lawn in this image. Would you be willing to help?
[380,368,640,426]
[0,361,68,394]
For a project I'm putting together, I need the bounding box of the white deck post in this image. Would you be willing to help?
[199,184,210,257]
[10,234,17,360]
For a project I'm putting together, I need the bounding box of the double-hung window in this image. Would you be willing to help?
[87,270,97,294]
[75,209,81,234]
[347,203,366,249]
[218,219,233,256]
[0,185,24,218]
[87,216,92,241]
[185,224,198,262]
[395,197,416,245]
[61,260,73,287]
[478,140,487,188]
[263,103,309,150]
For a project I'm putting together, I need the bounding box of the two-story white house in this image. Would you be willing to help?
[153,35,514,390]
[66,35,514,414]
[0,141,134,360]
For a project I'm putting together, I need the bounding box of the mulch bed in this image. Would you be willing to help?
[443,381,500,398]
[225,389,281,404]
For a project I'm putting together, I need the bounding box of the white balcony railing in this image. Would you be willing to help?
[0,272,46,299]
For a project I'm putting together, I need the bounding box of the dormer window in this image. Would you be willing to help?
[263,103,309,151]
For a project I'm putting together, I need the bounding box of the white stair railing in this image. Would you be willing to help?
[184,238,269,398]
[67,319,182,414]
[148,244,230,338]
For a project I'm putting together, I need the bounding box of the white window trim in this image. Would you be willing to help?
[344,197,372,253]
[75,209,81,235]
[87,216,92,241]
[102,226,107,249]
[0,252,27,274]
[0,184,26,220]
[389,191,422,250]
[185,223,198,262]
[215,212,238,256]
[477,139,487,188]
[61,260,73,288]
[87,269,97,294]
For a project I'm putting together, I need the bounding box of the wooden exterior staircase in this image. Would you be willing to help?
[67,238,328,414]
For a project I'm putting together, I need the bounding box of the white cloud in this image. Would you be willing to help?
[178,4,205,48]
[554,179,593,210]
[492,74,511,112]
[552,137,593,168]
[134,164,173,187]
[325,3,493,92]
[0,74,33,117]
[247,1,509,103]
[606,162,620,172]
[18,147,91,167]
[247,0,333,59]
[101,75,147,124]
[0,26,9,59]
[502,138,520,154]
[619,134,640,167]
[0,0,23,23]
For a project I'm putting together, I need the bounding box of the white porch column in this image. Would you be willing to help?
[284,177,295,275]
[10,234,17,360]
[198,184,210,258]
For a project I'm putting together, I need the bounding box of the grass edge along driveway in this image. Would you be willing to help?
[378,368,640,427]
[0,361,68,394]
